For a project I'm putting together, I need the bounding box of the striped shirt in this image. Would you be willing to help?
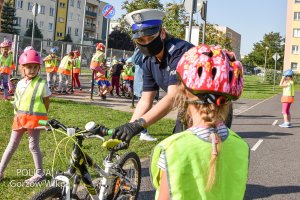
[157,124,229,170]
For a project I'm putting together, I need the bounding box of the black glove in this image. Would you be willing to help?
[112,122,144,143]
[48,119,61,129]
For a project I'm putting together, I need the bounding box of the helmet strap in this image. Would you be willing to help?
[186,94,227,106]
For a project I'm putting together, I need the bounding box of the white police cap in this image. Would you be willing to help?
[124,9,165,39]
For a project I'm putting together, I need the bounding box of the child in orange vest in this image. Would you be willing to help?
[0,39,15,100]
[0,46,51,184]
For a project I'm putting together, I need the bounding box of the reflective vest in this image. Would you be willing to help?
[12,76,48,130]
[58,55,72,75]
[44,55,59,73]
[73,57,81,73]
[90,51,105,70]
[151,129,249,200]
[283,80,295,97]
[122,65,134,80]
[0,53,13,74]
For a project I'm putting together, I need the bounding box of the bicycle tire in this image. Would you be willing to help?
[30,186,64,200]
[106,152,141,200]
[224,102,233,128]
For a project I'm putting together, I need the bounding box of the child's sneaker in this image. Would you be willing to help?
[24,174,45,184]
[140,131,157,141]
[279,122,292,128]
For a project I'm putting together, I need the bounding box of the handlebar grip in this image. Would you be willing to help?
[107,129,114,136]
[38,120,48,126]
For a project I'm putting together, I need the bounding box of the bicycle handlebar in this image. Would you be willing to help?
[38,119,113,137]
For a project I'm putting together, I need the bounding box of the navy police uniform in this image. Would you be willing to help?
[143,38,194,92]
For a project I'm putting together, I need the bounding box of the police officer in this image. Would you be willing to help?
[110,9,194,143]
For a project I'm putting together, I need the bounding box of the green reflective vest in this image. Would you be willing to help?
[44,55,58,68]
[14,76,47,116]
[151,129,249,200]
[283,80,294,97]
[74,57,81,69]
[59,55,72,71]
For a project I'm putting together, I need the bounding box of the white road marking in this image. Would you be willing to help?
[272,120,278,126]
[251,139,264,151]
[234,97,274,116]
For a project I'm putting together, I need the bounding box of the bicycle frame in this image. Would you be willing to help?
[50,128,137,200]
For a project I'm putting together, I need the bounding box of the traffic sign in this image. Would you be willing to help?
[272,53,280,61]
[184,0,204,14]
[102,4,115,19]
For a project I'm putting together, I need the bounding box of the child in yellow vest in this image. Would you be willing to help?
[0,46,51,184]
[279,69,295,128]
[43,47,60,91]
[0,39,14,100]
[57,52,75,94]
[150,45,249,200]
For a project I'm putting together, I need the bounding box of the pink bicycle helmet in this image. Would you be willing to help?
[96,43,105,51]
[176,44,243,101]
[0,39,12,48]
[19,48,42,65]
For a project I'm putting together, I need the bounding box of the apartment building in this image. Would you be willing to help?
[66,0,84,43]
[284,0,300,72]
[15,0,56,41]
[12,0,108,44]
[214,25,241,60]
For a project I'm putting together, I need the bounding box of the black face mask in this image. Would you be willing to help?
[136,34,164,57]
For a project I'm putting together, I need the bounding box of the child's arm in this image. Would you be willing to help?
[279,77,289,87]
[43,96,50,112]
[157,170,170,200]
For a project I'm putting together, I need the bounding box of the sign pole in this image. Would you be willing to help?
[272,53,280,92]
[187,0,196,42]
[31,3,38,46]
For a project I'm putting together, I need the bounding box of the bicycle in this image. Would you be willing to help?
[31,119,141,200]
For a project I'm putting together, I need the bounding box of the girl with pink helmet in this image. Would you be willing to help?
[0,47,51,184]
[150,45,249,200]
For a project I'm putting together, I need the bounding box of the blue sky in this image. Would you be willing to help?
[103,0,287,56]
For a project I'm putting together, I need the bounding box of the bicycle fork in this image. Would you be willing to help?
[98,160,114,200]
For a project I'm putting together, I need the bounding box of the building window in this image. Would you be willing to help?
[47,39,51,47]
[291,62,298,70]
[294,12,300,20]
[292,45,299,54]
[40,5,45,14]
[75,28,79,36]
[39,21,44,29]
[67,27,71,34]
[58,17,65,23]
[60,2,65,8]
[15,17,21,26]
[293,29,300,37]
[69,12,73,20]
[28,2,33,11]
[70,0,74,6]
[48,23,53,31]
[57,32,63,37]
[77,0,81,8]
[50,8,54,16]
[26,19,33,28]
[17,0,23,9]
[295,0,300,3]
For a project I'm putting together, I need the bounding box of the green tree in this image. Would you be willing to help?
[200,23,232,50]
[24,22,43,38]
[108,30,134,51]
[1,1,19,34]
[60,34,73,42]
[242,32,284,70]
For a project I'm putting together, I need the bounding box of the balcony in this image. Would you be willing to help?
[85,10,97,18]
[84,23,96,32]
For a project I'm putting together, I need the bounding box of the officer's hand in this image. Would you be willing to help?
[112,122,144,143]
[48,119,61,129]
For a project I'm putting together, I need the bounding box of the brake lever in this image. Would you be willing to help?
[85,134,105,141]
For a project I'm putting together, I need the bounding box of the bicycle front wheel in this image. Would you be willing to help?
[31,186,64,200]
[108,151,141,200]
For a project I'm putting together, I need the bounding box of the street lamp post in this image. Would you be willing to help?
[31,3,39,47]
[263,46,269,81]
